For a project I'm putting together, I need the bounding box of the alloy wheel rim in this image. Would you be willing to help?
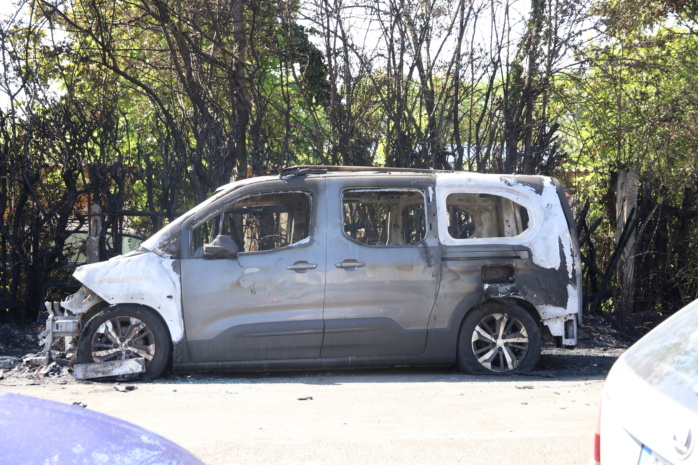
[90,316,156,363]
[471,312,529,372]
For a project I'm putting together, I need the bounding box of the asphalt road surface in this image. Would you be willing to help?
[1,366,606,465]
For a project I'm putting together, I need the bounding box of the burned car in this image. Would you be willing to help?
[45,166,582,378]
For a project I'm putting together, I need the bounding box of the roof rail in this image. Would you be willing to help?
[279,165,449,178]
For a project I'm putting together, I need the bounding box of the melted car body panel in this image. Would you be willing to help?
[69,252,185,343]
[432,173,581,345]
[56,166,582,372]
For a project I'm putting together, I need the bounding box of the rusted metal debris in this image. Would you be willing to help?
[74,358,145,380]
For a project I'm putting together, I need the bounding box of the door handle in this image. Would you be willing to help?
[286,261,318,272]
[335,259,366,269]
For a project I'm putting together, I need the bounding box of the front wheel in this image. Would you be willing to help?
[77,305,172,379]
[457,303,541,374]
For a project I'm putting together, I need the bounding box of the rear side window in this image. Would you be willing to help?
[446,193,529,239]
[343,189,426,246]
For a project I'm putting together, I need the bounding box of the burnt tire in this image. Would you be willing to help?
[77,305,171,379]
[457,303,541,374]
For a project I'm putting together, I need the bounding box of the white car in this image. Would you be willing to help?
[593,298,698,464]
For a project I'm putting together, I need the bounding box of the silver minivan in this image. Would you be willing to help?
[46,166,582,378]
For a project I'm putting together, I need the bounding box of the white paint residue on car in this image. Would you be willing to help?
[72,252,185,343]
[435,173,567,270]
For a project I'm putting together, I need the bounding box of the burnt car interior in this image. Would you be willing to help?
[446,193,529,239]
[342,190,426,246]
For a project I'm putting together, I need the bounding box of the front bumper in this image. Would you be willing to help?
[38,302,81,358]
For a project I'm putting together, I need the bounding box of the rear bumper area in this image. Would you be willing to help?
[542,314,578,347]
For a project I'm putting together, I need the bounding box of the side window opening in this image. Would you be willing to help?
[190,216,220,257]
[343,190,426,246]
[401,203,427,245]
[190,192,311,257]
[446,193,529,239]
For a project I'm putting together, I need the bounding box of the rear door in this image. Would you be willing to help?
[321,175,441,358]
[428,185,538,330]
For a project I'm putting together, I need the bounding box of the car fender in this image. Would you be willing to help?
[69,252,184,343]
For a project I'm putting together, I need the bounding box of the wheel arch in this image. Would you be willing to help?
[80,302,173,337]
[450,294,538,329]
[77,303,175,378]
[455,297,542,374]
[423,294,543,364]
[69,252,185,344]
[111,303,172,335]
[454,297,540,340]
[424,294,528,361]
[77,300,111,328]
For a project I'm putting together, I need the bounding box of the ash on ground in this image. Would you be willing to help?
[0,314,643,385]
[0,322,76,385]
[0,352,74,386]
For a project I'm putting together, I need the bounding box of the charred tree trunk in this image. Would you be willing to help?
[614,169,638,329]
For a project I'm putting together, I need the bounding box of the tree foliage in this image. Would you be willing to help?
[559,2,698,324]
[1,0,697,326]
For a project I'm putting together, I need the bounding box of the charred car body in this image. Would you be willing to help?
[45,166,582,378]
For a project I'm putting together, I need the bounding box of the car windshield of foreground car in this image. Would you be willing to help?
[592,298,698,465]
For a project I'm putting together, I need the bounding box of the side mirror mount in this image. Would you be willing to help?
[203,235,238,259]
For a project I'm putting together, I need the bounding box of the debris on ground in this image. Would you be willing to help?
[0,351,75,385]
[114,384,138,393]
[23,354,47,367]
[40,362,63,377]
[74,359,146,381]
[0,311,652,386]
[0,356,20,371]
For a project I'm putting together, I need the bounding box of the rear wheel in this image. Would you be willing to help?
[77,305,171,379]
[457,303,541,374]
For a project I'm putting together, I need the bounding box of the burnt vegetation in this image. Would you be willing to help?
[1,0,697,335]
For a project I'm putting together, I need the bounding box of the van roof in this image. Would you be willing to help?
[279,165,448,178]
[277,165,554,190]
